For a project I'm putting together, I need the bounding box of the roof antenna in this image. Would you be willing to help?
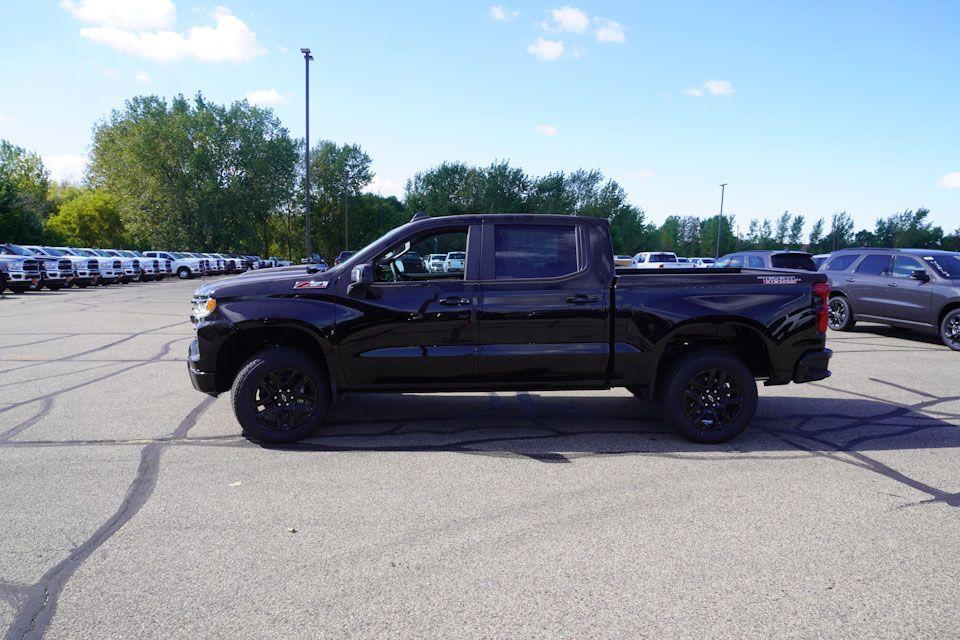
[410,211,429,223]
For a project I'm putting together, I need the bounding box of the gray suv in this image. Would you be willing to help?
[822,248,960,350]
[714,250,818,271]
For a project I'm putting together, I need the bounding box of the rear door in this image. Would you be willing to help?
[885,254,934,326]
[849,254,892,317]
[477,221,608,383]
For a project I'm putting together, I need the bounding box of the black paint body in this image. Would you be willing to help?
[188,215,832,397]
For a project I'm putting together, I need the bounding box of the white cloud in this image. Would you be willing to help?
[245,88,283,106]
[543,6,590,33]
[527,37,565,61]
[134,70,150,82]
[536,124,558,136]
[43,153,88,183]
[623,170,654,180]
[939,172,960,189]
[703,79,734,96]
[365,175,404,198]
[60,0,176,30]
[276,44,288,53]
[75,6,267,63]
[683,80,734,98]
[489,5,518,21]
[594,18,625,43]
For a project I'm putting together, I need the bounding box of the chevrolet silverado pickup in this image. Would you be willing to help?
[188,214,832,444]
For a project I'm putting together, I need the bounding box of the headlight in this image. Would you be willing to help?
[192,296,217,320]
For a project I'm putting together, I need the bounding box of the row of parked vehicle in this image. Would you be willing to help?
[0,244,295,294]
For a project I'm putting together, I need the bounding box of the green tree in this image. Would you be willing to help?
[699,214,737,257]
[44,189,126,247]
[0,140,50,242]
[309,140,375,255]
[89,94,298,253]
[808,218,825,249]
[873,208,942,248]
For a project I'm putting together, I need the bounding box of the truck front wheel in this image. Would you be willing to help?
[177,267,191,279]
[231,347,330,443]
[659,351,757,444]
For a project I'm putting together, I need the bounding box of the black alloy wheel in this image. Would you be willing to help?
[250,368,318,433]
[941,309,960,352]
[232,347,329,442]
[680,368,744,431]
[827,296,855,331]
[660,351,758,443]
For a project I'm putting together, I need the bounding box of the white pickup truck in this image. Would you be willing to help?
[57,247,123,284]
[145,251,207,279]
[630,251,689,269]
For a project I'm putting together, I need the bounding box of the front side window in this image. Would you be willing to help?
[728,255,745,268]
[855,254,891,275]
[891,255,925,279]
[825,254,858,271]
[374,228,467,283]
[494,225,578,279]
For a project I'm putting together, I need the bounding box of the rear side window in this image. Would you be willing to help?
[771,254,817,271]
[494,225,578,279]
[855,254,891,275]
[825,254,857,271]
[747,255,765,268]
[648,253,677,263]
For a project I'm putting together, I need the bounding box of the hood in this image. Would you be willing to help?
[195,264,339,298]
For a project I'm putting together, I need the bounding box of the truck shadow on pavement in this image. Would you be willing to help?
[254,389,960,508]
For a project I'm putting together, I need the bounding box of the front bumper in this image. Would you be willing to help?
[5,269,40,284]
[187,338,219,395]
[792,348,832,383]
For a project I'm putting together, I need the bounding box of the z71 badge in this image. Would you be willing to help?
[293,280,329,289]
[757,275,801,285]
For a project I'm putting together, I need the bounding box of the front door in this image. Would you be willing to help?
[884,254,934,326]
[477,221,608,383]
[337,224,480,387]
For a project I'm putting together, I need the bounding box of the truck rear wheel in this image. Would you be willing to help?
[941,308,960,352]
[659,350,757,444]
[231,347,330,443]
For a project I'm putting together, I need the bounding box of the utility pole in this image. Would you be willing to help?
[716,183,727,259]
[300,48,313,261]
[343,172,349,250]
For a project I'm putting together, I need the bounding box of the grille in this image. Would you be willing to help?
[59,259,72,271]
[132,259,140,269]
[164,260,171,270]
[152,260,160,270]
[22,259,39,272]
[87,259,98,270]
[112,260,122,270]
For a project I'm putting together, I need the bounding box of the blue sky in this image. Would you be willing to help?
[1,0,958,233]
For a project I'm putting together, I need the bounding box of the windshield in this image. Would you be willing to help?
[649,253,677,263]
[920,254,960,279]
[171,252,188,259]
[448,252,465,259]
[771,253,817,271]
[2,244,34,256]
[40,246,65,256]
[72,249,94,256]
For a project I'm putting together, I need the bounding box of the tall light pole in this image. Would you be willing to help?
[715,183,727,259]
[300,48,313,260]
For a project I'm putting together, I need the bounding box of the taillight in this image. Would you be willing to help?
[813,282,830,333]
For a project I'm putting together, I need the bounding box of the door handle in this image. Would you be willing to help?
[887,282,898,287]
[566,294,600,305]
[845,278,856,283]
[438,296,472,306]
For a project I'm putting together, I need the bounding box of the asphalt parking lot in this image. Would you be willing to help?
[1,279,958,639]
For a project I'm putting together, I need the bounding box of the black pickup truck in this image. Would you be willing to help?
[188,214,832,444]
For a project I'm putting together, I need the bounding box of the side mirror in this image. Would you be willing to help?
[347,263,374,296]
[910,268,930,282]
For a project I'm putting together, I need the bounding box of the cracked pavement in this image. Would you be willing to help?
[1,280,958,639]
